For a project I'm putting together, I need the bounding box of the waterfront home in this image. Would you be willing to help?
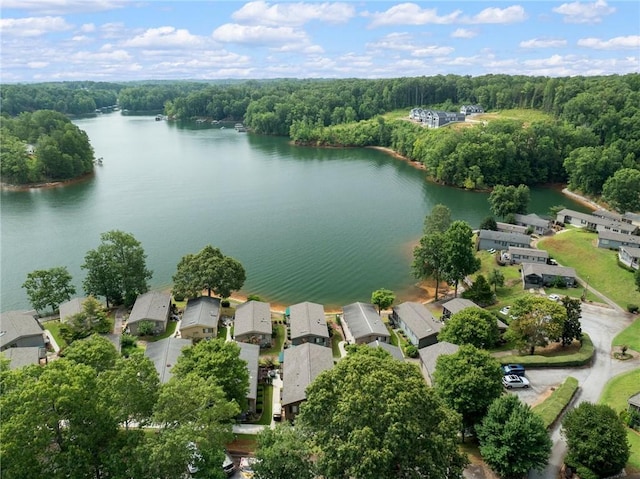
[418,341,459,385]
[2,346,44,369]
[619,245,640,270]
[341,302,390,345]
[0,311,46,351]
[282,343,333,421]
[496,222,528,235]
[513,213,553,235]
[237,342,260,413]
[288,301,330,347]
[507,246,549,265]
[521,263,577,289]
[127,291,171,336]
[597,230,640,250]
[179,296,220,341]
[234,300,272,347]
[477,229,531,252]
[391,302,442,349]
[144,337,192,383]
[367,340,404,361]
[441,298,479,320]
[59,297,86,323]
[629,393,640,416]
[556,209,637,235]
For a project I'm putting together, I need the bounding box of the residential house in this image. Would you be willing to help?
[513,213,553,235]
[521,263,577,289]
[628,392,640,415]
[281,343,333,421]
[441,298,479,320]
[234,301,272,347]
[179,296,220,341]
[592,209,624,223]
[341,302,390,345]
[127,291,171,336]
[507,246,549,265]
[460,105,484,115]
[367,340,404,361]
[59,297,86,323]
[556,209,637,235]
[597,230,640,250]
[288,301,330,347]
[144,337,192,383]
[1,346,44,369]
[0,311,46,351]
[619,245,640,270]
[418,341,459,385]
[410,108,465,128]
[391,302,442,349]
[496,222,528,235]
[623,212,640,227]
[477,229,531,251]
[237,342,260,413]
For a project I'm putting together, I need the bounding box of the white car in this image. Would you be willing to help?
[548,294,561,301]
[488,248,496,254]
[499,306,511,316]
[502,374,530,389]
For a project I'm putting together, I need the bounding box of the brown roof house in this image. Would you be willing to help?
[234,301,272,348]
[179,296,220,341]
[391,302,442,349]
[341,302,390,345]
[288,301,330,347]
[281,342,333,421]
[127,291,171,336]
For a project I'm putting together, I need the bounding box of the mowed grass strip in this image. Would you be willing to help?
[498,334,594,367]
[613,319,640,354]
[538,229,640,309]
[532,376,579,429]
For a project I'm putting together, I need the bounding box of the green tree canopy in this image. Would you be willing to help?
[488,184,530,219]
[433,344,504,439]
[172,245,246,299]
[438,307,500,349]
[505,295,567,355]
[412,231,448,300]
[63,333,119,373]
[22,266,76,314]
[479,216,498,231]
[477,394,551,479]
[254,423,316,479]
[172,338,249,411]
[488,268,505,293]
[602,167,640,213]
[60,295,110,343]
[371,288,395,314]
[443,220,481,297]
[560,296,583,346]
[422,203,452,235]
[562,402,630,478]
[461,274,495,306]
[298,346,467,479]
[82,230,152,307]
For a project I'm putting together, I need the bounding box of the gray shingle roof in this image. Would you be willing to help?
[629,392,640,408]
[128,291,171,324]
[282,343,333,406]
[144,337,192,383]
[234,301,272,336]
[598,230,640,244]
[559,209,634,231]
[2,346,43,369]
[522,263,577,278]
[180,296,220,331]
[508,247,549,258]
[367,340,404,361]
[289,302,329,341]
[514,213,550,228]
[620,246,640,257]
[59,297,85,322]
[0,311,43,350]
[237,342,260,402]
[478,229,531,245]
[418,341,459,380]
[442,298,479,315]
[342,302,389,341]
[393,302,442,340]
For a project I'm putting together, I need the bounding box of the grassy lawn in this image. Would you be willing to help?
[331,331,343,358]
[262,324,285,356]
[598,368,640,472]
[475,108,554,124]
[217,326,228,340]
[498,334,593,367]
[532,376,579,428]
[253,384,273,426]
[612,319,640,353]
[44,320,67,349]
[147,320,177,341]
[538,229,640,309]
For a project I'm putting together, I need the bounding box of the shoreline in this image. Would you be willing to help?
[1,171,95,192]
[560,188,601,212]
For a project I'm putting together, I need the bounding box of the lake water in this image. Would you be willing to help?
[1,113,590,311]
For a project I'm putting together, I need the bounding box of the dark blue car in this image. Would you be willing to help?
[501,364,526,376]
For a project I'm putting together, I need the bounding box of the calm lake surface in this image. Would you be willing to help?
[1,113,590,311]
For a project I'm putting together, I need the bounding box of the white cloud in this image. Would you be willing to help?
[71,35,91,42]
[552,0,615,24]
[81,23,96,33]
[232,1,356,26]
[577,35,640,50]
[451,28,477,39]
[461,6,526,24]
[69,49,132,63]
[99,22,127,39]
[122,26,204,48]
[412,46,454,57]
[0,16,72,37]
[0,0,127,15]
[367,3,462,27]
[367,32,452,57]
[27,61,49,68]
[212,24,309,46]
[520,38,567,49]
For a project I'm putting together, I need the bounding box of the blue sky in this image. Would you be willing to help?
[1,0,638,82]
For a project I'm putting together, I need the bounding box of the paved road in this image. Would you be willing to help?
[524,302,638,479]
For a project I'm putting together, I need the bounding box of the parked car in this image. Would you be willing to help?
[501,364,526,376]
[239,457,259,478]
[502,374,530,389]
[548,294,560,301]
[488,248,496,254]
[499,306,511,316]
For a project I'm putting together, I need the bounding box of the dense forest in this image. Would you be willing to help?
[2,74,639,203]
[0,110,95,185]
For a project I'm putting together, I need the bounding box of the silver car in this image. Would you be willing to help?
[502,374,530,389]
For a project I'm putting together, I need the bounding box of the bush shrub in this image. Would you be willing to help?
[121,333,136,348]
[221,299,230,308]
[627,304,639,313]
[499,334,594,368]
[404,344,418,358]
